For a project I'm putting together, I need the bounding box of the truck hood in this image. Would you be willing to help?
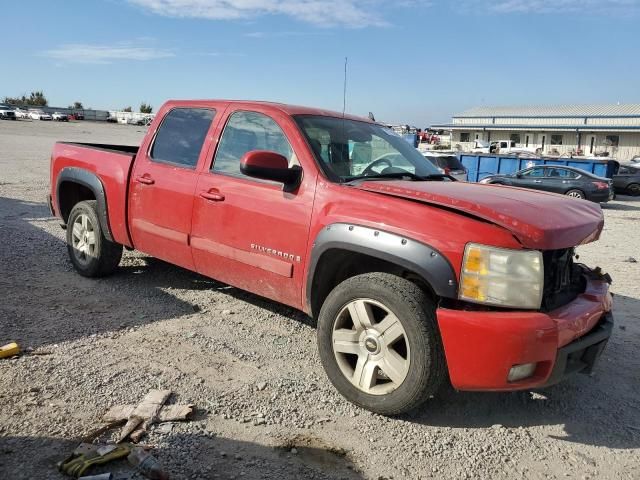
[355,181,604,250]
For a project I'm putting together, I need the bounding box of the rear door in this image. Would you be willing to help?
[190,107,316,309]
[128,106,218,270]
[544,167,579,194]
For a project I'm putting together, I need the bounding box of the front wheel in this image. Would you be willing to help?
[317,273,446,415]
[66,200,122,277]
[566,189,585,199]
[627,183,640,196]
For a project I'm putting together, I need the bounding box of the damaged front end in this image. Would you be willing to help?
[541,248,612,312]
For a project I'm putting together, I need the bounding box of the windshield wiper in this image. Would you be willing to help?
[344,172,449,184]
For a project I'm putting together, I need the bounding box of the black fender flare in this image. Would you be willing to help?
[307,223,459,309]
[56,167,113,241]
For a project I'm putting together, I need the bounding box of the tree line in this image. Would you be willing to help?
[3,91,153,113]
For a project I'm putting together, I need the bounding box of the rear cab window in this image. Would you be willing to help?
[150,108,216,168]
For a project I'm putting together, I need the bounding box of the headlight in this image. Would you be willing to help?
[459,243,543,309]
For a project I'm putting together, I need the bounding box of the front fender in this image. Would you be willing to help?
[306,223,458,310]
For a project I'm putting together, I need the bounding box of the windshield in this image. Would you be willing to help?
[294,115,442,182]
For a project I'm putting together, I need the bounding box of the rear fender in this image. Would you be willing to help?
[56,167,112,241]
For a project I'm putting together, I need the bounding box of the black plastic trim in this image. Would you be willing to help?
[307,223,458,308]
[543,312,613,387]
[56,167,113,241]
[58,142,138,156]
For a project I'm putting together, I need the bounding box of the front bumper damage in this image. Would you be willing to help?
[543,311,613,387]
[436,269,613,391]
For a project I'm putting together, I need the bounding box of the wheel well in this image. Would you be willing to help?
[58,181,96,223]
[309,248,437,318]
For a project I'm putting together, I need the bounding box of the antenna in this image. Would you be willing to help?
[342,56,348,118]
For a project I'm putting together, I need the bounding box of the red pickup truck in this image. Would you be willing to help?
[49,100,613,415]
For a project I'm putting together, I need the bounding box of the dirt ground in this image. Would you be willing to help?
[1,119,639,480]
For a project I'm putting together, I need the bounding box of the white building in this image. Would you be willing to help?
[433,104,640,161]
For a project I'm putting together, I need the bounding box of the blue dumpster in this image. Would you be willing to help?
[459,154,619,182]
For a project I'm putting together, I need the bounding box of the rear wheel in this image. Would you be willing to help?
[66,200,122,277]
[566,189,585,199]
[627,183,640,196]
[317,273,446,415]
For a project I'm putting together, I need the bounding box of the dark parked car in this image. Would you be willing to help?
[422,153,468,181]
[613,164,640,196]
[479,165,613,202]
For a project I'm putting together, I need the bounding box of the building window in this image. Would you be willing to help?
[510,133,521,145]
[525,135,529,147]
[605,135,619,148]
[551,134,563,145]
[460,132,470,142]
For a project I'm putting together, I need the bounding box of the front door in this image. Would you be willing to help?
[190,108,316,309]
[128,107,217,270]
[589,135,597,155]
[512,167,546,190]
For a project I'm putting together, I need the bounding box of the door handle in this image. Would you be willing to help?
[533,180,542,183]
[136,174,155,185]
[200,190,225,202]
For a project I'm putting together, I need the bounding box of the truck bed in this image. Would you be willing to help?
[51,141,139,248]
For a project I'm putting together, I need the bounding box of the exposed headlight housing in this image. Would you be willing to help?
[459,243,543,309]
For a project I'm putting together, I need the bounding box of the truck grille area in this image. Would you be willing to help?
[541,248,586,312]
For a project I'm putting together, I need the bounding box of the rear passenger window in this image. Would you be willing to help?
[150,108,215,168]
[212,111,297,177]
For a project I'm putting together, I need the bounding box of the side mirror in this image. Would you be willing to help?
[516,173,523,178]
[240,151,302,187]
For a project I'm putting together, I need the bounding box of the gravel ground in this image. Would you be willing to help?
[1,120,639,480]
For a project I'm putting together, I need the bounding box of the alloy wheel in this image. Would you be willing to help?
[331,298,410,395]
[71,213,96,264]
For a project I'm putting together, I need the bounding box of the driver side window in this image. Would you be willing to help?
[213,111,298,177]
[522,168,544,177]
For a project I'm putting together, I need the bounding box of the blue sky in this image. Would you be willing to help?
[3,0,639,126]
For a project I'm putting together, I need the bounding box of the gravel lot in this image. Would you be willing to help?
[1,119,639,480]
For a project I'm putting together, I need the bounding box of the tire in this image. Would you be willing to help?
[66,200,122,277]
[565,189,585,199]
[317,273,446,415]
[627,183,640,196]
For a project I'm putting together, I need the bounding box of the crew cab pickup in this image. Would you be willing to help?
[50,100,613,415]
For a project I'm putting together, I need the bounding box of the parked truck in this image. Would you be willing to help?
[49,100,613,415]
